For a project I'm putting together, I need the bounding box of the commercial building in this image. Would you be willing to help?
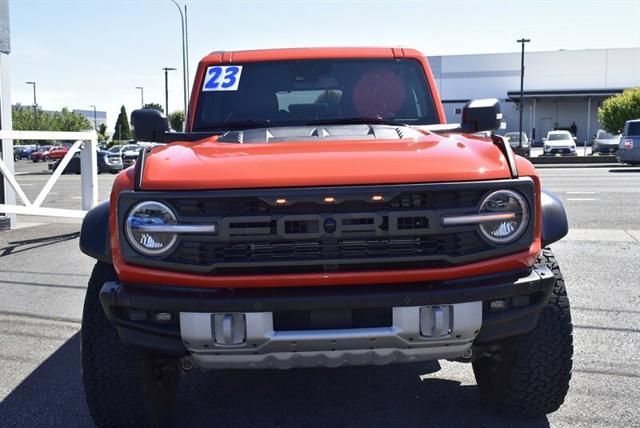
[73,109,107,130]
[429,47,640,142]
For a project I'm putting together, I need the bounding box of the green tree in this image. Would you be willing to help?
[168,110,185,132]
[113,105,132,142]
[98,123,108,141]
[598,87,640,134]
[143,102,164,113]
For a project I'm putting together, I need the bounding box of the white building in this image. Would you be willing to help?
[429,47,640,142]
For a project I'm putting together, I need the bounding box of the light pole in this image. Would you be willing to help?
[517,38,530,149]
[89,105,97,131]
[170,0,189,117]
[162,67,176,114]
[135,86,144,108]
[25,81,37,130]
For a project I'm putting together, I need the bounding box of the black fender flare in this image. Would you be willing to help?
[80,201,112,263]
[540,189,569,247]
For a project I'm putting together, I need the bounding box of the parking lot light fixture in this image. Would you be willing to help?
[89,105,97,131]
[162,67,177,114]
[135,86,144,108]
[517,38,530,148]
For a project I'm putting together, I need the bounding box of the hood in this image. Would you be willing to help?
[140,131,512,190]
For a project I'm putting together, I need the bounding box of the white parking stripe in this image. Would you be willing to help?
[567,198,597,201]
[567,191,597,194]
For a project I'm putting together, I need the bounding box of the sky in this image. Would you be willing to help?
[6,0,640,130]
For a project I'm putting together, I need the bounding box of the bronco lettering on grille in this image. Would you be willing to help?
[216,211,437,240]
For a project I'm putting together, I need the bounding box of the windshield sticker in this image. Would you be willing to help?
[202,65,243,91]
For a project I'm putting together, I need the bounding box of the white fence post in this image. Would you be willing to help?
[81,136,98,210]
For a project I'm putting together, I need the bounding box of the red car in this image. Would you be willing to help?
[48,145,69,160]
[79,47,572,425]
[30,145,53,162]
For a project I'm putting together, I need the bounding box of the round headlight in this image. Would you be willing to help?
[478,190,529,244]
[125,201,178,256]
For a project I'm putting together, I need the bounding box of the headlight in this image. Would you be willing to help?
[125,201,178,256]
[478,190,529,244]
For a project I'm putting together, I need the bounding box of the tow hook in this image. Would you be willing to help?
[449,347,475,363]
[179,356,195,372]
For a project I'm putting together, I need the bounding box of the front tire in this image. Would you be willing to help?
[81,262,179,428]
[473,248,573,416]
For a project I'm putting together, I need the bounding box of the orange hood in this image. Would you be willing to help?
[140,133,511,190]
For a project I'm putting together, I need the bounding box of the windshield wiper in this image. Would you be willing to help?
[305,117,408,127]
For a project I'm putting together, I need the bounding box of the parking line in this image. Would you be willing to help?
[566,191,597,194]
[567,198,596,201]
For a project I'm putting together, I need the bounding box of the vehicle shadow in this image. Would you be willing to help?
[0,334,550,428]
[0,232,80,257]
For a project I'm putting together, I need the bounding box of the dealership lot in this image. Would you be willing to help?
[1,165,639,427]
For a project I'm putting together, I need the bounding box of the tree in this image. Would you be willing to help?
[11,104,91,144]
[113,105,132,142]
[98,123,108,141]
[598,87,640,134]
[168,110,185,132]
[143,102,164,113]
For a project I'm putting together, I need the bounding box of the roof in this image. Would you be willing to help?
[200,47,424,64]
[508,88,625,100]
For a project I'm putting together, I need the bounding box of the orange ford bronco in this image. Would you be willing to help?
[79,47,572,426]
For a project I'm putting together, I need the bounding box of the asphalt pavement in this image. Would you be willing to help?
[1,164,639,427]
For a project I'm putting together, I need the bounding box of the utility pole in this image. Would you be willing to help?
[89,104,97,131]
[517,38,530,149]
[25,81,37,149]
[162,67,176,114]
[135,86,144,108]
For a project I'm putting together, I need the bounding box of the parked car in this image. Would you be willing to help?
[543,131,577,156]
[121,144,142,166]
[591,129,621,154]
[15,145,37,160]
[503,132,531,157]
[48,145,69,160]
[617,119,640,165]
[30,145,53,162]
[51,149,124,174]
[79,47,573,425]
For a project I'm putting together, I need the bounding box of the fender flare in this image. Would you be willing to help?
[79,201,112,263]
[540,189,569,247]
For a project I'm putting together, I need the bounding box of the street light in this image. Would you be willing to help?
[135,86,144,108]
[517,38,530,149]
[162,67,176,114]
[169,0,189,117]
[25,81,37,130]
[89,105,97,131]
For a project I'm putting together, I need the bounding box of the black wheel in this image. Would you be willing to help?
[82,262,179,428]
[473,248,573,417]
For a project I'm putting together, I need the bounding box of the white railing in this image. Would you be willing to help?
[0,130,98,219]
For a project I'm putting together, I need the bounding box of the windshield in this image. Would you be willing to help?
[597,131,617,139]
[548,133,571,141]
[193,58,438,131]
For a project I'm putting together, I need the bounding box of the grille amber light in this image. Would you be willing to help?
[324,196,335,203]
[372,195,384,202]
[276,198,287,205]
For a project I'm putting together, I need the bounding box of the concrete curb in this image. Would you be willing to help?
[534,163,631,169]
[530,155,618,165]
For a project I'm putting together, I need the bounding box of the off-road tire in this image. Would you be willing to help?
[473,247,573,416]
[81,262,179,428]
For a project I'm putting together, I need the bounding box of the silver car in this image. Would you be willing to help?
[503,132,530,157]
[592,129,621,154]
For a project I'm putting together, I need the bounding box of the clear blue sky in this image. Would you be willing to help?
[8,0,640,130]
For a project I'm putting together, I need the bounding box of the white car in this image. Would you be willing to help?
[543,131,577,156]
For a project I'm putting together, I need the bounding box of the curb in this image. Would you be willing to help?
[530,155,618,165]
[534,163,629,169]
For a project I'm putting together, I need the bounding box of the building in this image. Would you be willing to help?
[73,109,107,130]
[429,47,640,142]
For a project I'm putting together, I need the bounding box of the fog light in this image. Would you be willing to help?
[154,312,173,323]
[489,300,507,311]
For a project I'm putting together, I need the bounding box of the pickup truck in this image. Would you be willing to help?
[79,47,572,427]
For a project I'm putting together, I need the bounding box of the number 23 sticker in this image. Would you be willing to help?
[202,65,243,91]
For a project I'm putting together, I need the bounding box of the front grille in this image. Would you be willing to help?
[118,179,536,274]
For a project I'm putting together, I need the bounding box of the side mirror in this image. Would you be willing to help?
[543,138,547,142]
[573,137,577,141]
[131,109,169,142]
[460,99,501,133]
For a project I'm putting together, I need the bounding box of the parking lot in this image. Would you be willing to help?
[1,162,639,427]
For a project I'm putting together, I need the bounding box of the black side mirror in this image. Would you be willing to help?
[131,109,170,142]
[460,99,501,133]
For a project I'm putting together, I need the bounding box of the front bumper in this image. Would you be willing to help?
[618,148,640,163]
[99,266,555,369]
